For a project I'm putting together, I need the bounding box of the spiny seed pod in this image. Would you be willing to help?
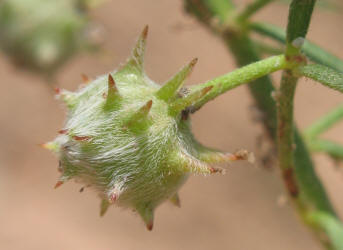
[0,0,97,74]
[44,26,254,230]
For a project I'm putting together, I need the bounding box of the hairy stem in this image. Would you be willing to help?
[277,71,298,194]
[192,54,288,110]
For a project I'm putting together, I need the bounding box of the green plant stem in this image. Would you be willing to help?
[305,105,343,139]
[277,71,298,191]
[277,0,315,202]
[275,0,343,248]
[236,0,274,23]
[192,54,288,110]
[184,0,343,249]
[250,22,343,73]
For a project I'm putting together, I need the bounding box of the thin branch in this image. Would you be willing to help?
[191,55,288,110]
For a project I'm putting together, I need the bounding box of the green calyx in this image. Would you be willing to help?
[45,26,251,230]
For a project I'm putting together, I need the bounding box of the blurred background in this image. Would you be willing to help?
[0,1,343,249]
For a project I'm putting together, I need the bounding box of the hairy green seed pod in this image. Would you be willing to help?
[0,0,95,74]
[45,26,253,230]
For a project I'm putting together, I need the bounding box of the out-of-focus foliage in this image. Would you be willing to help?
[0,0,96,75]
[277,0,341,11]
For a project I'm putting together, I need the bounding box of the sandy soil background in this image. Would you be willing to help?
[1,1,343,250]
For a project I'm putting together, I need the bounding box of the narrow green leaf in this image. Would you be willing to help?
[308,139,343,159]
[305,105,343,139]
[251,22,343,73]
[286,0,316,54]
[298,64,343,93]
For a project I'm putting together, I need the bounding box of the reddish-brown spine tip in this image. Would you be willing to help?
[144,100,153,111]
[142,25,149,40]
[72,135,92,141]
[190,58,198,68]
[108,74,115,88]
[81,74,90,83]
[58,129,68,135]
[146,221,153,231]
[54,87,61,95]
[54,181,64,189]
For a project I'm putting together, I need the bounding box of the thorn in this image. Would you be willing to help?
[146,220,153,231]
[142,25,149,40]
[81,73,90,83]
[54,180,64,189]
[156,58,198,101]
[189,57,198,68]
[104,74,120,108]
[179,151,217,175]
[137,205,154,231]
[228,149,255,163]
[142,100,153,112]
[126,100,153,128]
[107,74,119,97]
[58,129,68,134]
[118,25,149,74]
[108,74,117,90]
[72,135,92,141]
